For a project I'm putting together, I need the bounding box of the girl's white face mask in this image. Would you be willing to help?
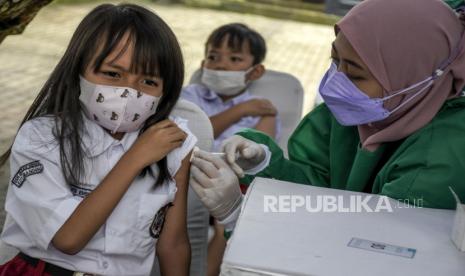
[79,76,160,133]
[201,67,254,96]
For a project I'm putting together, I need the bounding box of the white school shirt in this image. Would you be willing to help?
[181,84,281,150]
[1,113,197,275]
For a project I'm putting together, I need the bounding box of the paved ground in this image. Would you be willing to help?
[0,0,333,228]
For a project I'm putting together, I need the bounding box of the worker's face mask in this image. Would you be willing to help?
[79,76,160,133]
[201,67,254,96]
[319,62,441,126]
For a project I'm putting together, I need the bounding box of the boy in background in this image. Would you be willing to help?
[181,23,281,275]
[182,23,280,151]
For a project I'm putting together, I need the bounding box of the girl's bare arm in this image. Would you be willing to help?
[156,153,192,275]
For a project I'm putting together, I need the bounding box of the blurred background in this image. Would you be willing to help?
[0,0,358,225]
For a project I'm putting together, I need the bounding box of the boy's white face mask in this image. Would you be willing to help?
[79,76,160,133]
[201,67,254,96]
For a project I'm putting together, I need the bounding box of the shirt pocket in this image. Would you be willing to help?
[134,191,177,256]
[104,192,173,258]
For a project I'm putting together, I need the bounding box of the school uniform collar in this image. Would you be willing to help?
[198,86,218,101]
[80,112,140,158]
[201,87,253,104]
[230,89,253,105]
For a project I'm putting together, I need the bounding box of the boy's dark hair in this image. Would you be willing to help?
[0,3,184,188]
[205,23,267,64]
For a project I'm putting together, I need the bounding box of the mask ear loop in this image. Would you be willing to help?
[382,67,448,116]
[245,66,256,74]
[385,79,434,116]
[244,65,258,86]
[377,40,462,105]
[379,75,435,103]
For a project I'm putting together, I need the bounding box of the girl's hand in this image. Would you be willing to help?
[129,119,187,168]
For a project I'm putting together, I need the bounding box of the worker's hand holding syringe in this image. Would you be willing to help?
[220,135,267,178]
[189,135,267,225]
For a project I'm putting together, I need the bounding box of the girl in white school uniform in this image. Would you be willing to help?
[0,3,195,276]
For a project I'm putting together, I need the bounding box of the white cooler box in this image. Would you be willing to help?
[221,177,465,276]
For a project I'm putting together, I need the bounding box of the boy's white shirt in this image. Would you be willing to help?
[1,113,197,275]
[181,84,281,151]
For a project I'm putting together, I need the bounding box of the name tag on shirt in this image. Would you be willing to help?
[150,203,173,239]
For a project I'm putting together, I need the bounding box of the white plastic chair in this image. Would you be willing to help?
[0,99,213,276]
[189,69,304,156]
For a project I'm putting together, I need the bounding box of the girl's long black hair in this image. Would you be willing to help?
[0,3,184,187]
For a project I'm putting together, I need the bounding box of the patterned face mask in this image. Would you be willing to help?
[79,76,160,133]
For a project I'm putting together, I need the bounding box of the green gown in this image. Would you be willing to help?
[238,97,465,209]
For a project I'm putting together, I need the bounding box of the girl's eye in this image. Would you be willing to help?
[207,55,217,61]
[143,79,159,87]
[102,71,120,78]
